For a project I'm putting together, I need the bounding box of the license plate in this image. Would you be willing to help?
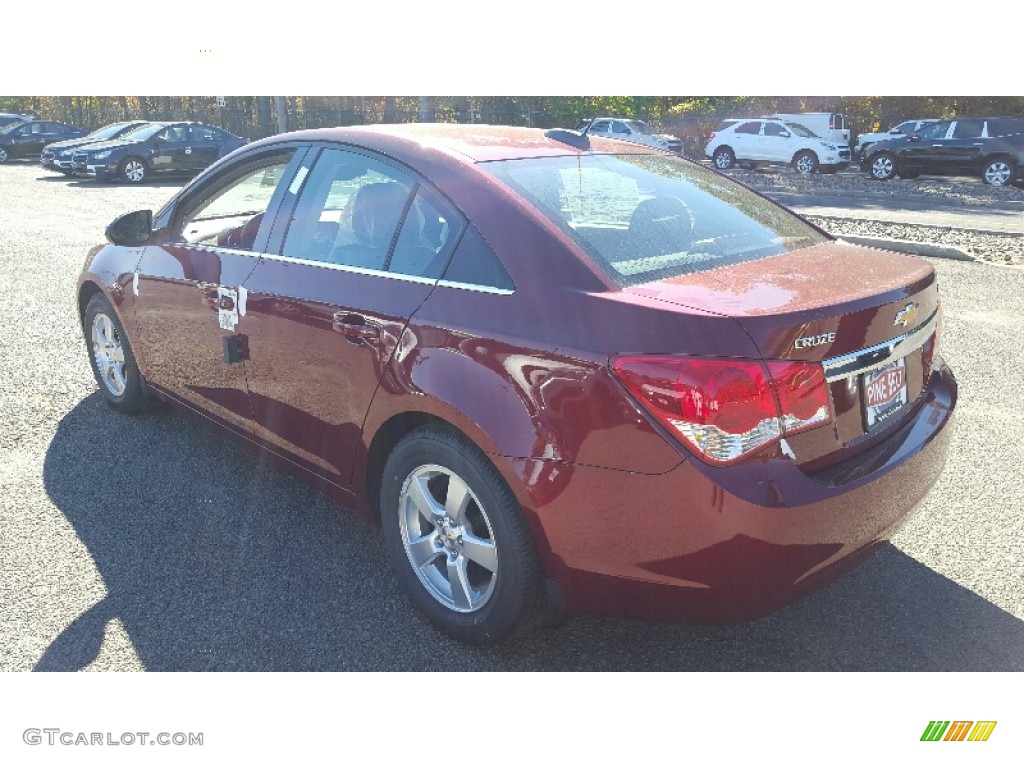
[863,357,908,429]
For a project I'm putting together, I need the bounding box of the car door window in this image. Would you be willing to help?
[174,150,296,249]
[612,121,631,135]
[763,122,786,137]
[590,121,611,134]
[952,119,984,139]
[389,186,463,279]
[917,122,950,140]
[734,121,761,135]
[281,147,415,271]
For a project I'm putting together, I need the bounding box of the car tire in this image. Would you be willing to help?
[793,151,819,174]
[869,152,898,181]
[0,145,9,164]
[380,425,545,645]
[84,293,150,413]
[712,147,735,171]
[118,156,148,184]
[982,157,1016,186]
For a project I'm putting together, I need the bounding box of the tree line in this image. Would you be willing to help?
[3,95,1023,150]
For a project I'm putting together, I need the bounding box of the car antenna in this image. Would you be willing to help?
[545,118,592,150]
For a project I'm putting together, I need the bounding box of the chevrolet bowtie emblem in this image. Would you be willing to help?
[894,302,919,328]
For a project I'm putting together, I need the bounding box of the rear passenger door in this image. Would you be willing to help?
[942,119,987,173]
[239,146,463,487]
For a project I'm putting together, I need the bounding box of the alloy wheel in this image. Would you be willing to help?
[91,311,127,396]
[984,161,1012,186]
[398,464,498,613]
[123,159,145,183]
[871,155,894,180]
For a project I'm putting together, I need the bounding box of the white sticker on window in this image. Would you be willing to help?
[288,165,310,195]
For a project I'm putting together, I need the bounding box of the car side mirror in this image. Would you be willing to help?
[779,131,790,138]
[106,209,153,246]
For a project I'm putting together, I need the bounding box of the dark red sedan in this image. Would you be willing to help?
[77,124,957,644]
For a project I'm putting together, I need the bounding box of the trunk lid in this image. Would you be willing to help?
[624,241,940,466]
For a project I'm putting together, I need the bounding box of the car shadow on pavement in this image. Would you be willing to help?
[40,393,1024,671]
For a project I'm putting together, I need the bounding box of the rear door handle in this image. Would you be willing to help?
[333,313,380,343]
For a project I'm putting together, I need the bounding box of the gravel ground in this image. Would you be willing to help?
[809,216,1024,265]
[708,163,1024,265]
[1,161,1022,672]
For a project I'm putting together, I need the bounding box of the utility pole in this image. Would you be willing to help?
[275,96,287,134]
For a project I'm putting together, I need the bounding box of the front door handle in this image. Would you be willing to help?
[333,313,380,343]
[197,283,234,310]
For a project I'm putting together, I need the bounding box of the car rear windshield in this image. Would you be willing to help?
[480,153,828,286]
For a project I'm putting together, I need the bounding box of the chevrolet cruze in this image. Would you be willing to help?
[77,124,956,643]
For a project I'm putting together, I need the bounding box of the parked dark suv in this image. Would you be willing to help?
[861,117,1024,186]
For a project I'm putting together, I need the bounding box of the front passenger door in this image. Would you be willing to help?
[132,147,303,434]
[150,125,190,173]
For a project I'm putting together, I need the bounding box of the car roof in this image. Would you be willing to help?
[243,123,658,163]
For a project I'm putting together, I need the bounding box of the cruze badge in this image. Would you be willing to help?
[894,302,919,328]
[794,332,836,350]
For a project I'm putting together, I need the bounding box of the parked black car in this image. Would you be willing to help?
[0,120,84,163]
[0,112,34,130]
[41,120,150,174]
[862,117,1024,186]
[70,121,247,183]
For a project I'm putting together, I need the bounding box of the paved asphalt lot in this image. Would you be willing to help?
[1,162,1022,671]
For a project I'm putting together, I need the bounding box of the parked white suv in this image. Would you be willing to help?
[705,118,851,173]
[580,117,683,154]
[855,119,937,158]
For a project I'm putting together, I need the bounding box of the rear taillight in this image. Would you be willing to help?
[708,132,717,142]
[612,356,833,465]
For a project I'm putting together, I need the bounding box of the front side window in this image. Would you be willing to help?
[282,147,415,271]
[612,121,631,135]
[481,153,828,287]
[159,125,189,143]
[784,122,816,138]
[763,122,787,137]
[917,121,951,140]
[176,150,296,249]
[589,121,611,134]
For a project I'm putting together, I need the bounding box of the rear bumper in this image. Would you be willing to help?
[509,362,957,623]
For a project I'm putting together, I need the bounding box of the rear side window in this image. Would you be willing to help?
[953,119,984,138]
[480,154,827,287]
[389,186,463,279]
[442,225,514,291]
[734,121,761,135]
[987,118,1024,137]
[282,147,414,270]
